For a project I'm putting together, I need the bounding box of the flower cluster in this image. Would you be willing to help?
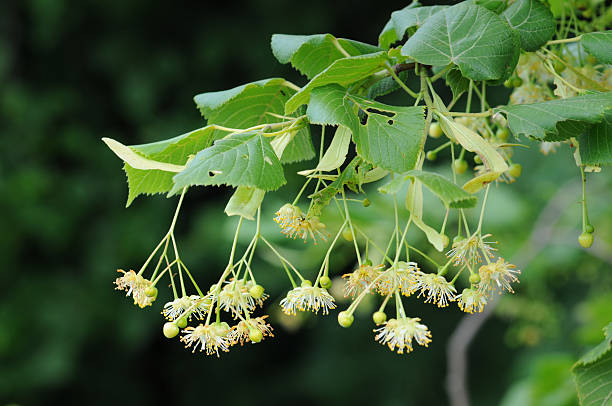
[274,203,329,243]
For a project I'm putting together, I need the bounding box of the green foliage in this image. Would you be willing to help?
[378,4,447,49]
[579,110,612,166]
[271,34,381,79]
[404,170,478,209]
[582,31,612,65]
[284,51,388,114]
[171,131,286,193]
[497,92,612,141]
[572,322,612,406]
[445,68,470,101]
[502,0,555,52]
[224,186,266,220]
[401,2,518,81]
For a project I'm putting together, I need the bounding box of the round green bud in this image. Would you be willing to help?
[163,322,179,339]
[503,79,514,88]
[453,235,465,245]
[301,279,313,287]
[145,285,158,298]
[579,232,594,248]
[249,329,263,343]
[512,77,523,87]
[429,122,443,138]
[426,151,437,161]
[249,284,265,299]
[338,311,354,328]
[176,317,188,329]
[453,159,468,175]
[473,154,482,164]
[362,198,371,207]
[508,163,522,178]
[373,311,387,325]
[364,259,373,266]
[585,224,595,234]
[496,128,510,142]
[320,276,332,289]
[469,273,481,284]
[212,322,230,337]
[441,234,449,249]
[342,228,354,242]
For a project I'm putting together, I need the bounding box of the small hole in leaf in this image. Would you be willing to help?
[388,119,394,125]
[242,154,249,160]
[366,108,395,118]
[280,90,287,96]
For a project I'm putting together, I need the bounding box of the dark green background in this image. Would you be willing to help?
[1,1,610,405]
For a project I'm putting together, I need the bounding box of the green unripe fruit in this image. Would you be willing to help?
[473,154,482,164]
[373,311,387,325]
[496,128,510,142]
[364,259,373,266]
[469,273,481,284]
[453,159,468,175]
[342,228,354,241]
[453,235,465,245]
[320,276,332,289]
[553,60,566,73]
[441,234,449,249]
[512,77,523,87]
[426,151,437,161]
[362,198,371,207]
[579,232,594,248]
[163,322,179,339]
[249,284,265,299]
[504,79,514,88]
[508,163,522,178]
[429,122,443,138]
[249,329,263,343]
[301,280,312,287]
[145,285,158,298]
[212,322,230,337]
[338,311,354,328]
[585,224,595,234]
[176,317,188,329]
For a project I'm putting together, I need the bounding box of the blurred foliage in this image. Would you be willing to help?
[0,0,610,405]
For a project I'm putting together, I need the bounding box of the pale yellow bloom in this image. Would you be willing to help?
[280,286,337,315]
[374,317,432,354]
[274,204,329,243]
[180,324,231,357]
[114,269,155,308]
[457,288,488,313]
[478,257,521,294]
[413,273,457,307]
[229,316,274,345]
[342,263,384,298]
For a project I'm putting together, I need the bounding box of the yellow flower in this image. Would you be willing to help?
[114,269,155,308]
[229,316,274,345]
[478,258,520,295]
[375,262,420,296]
[162,295,212,321]
[374,317,432,354]
[180,324,231,357]
[280,286,337,315]
[457,288,488,313]
[447,234,496,266]
[342,263,384,298]
[274,203,329,243]
[413,273,457,307]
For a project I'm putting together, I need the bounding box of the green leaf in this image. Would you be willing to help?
[502,0,555,52]
[582,31,612,65]
[104,126,217,206]
[367,70,412,100]
[284,52,389,114]
[496,92,612,141]
[349,95,425,173]
[309,157,360,216]
[378,4,447,49]
[471,0,507,13]
[271,34,381,79]
[224,186,265,220]
[572,322,612,406]
[171,131,286,194]
[278,129,316,164]
[401,2,519,81]
[306,85,357,128]
[446,68,471,101]
[405,170,477,208]
[579,110,612,166]
[407,179,444,251]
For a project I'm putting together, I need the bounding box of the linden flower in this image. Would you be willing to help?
[374,317,432,354]
[447,234,496,266]
[180,324,231,357]
[273,203,329,243]
[218,279,257,318]
[478,257,521,295]
[457,288,488,314]
[162,295,212,321]
[114,269,155,308]
[375,262,420,296]
[229,316,274,346]
[413,273,457,307]
[342,263,384,298]
[539,141,561,155]
[280,286,337,315]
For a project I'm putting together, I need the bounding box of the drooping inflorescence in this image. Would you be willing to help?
[105,0,610,358]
